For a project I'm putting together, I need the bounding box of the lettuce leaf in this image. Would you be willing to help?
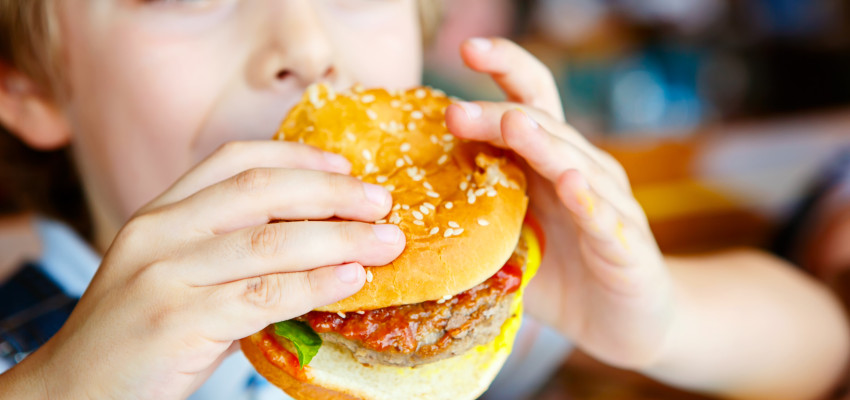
[273,320,322,368]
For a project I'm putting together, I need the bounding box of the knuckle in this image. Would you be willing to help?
[243,275,285,309]
[336,222,362,247]
[234,168,273,193]
[215,140,247,158]
[326,172,356,197]
[249,223,285,258]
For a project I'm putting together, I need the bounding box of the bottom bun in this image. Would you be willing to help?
[241,303,519,400]
[241,225,542,400]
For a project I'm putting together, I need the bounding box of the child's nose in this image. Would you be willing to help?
[255,0,335,88]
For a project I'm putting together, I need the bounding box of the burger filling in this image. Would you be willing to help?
[295,235,529,368]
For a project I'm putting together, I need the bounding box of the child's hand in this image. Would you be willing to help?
[445,38,671,368]
[17,141,405,399]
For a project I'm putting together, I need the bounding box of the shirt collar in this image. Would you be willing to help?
[33,218,101,298]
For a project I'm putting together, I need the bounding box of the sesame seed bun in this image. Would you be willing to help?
[274,84,528,312]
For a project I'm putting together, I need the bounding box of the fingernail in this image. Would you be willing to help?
[334,263,362,283]
[362,183,389,206]
[372,224,401,244]
[458,102,482,119]
[516,108,539,129]
[324,152,351,172]
[468,37,493,52]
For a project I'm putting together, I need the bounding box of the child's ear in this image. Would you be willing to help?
[0,62,71,150]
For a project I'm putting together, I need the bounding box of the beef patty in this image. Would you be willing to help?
[299,238,528,368]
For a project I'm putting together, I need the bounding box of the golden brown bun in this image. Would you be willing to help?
[275,85,528,312]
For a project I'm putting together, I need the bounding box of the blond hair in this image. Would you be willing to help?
[0,0,60,98]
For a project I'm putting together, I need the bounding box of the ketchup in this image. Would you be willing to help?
[259,331,309,381]
[303,261,523,355]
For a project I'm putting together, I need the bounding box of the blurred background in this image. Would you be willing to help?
[422,0,850,399]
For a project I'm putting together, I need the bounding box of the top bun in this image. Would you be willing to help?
[275,84,527,312]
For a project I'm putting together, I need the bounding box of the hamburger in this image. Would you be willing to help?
[240,84,542,400]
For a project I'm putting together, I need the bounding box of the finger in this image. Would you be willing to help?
[145,140,352,212]
[167,168,392,235]
[200,263,366,340]
[502,109,640,216]
[460,37,564,121]
[446,101,593,161]
[181,221,405,286]
[556,170,647,269]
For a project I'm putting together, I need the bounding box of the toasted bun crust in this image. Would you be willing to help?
[275,85,528,312]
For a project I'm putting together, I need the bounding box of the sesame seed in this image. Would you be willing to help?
[411,111,424,120]
[424,202,436,210]
[475,189,486,197]
[413,211,424,220]
[389,214,401,224]
[402,103,413,111]
[426,191,440,198]
[376,175,388,183]
[413,220,425,226]
[438,155,448,165]
[408,122,416,131]
[400,143,411,152]
[442,134,454,142]
[365,162,377,174]
[430,135,439,144]
[362,149,372,160]
[448,221,460,228]
[478,218,490,226]
[403,155,414,165]
[468,194,477,204]
[384,184,395,192]
[442,294,452,300]
[357,310,365,315]
[460,182,469,191]
[376,219,387,224]
[366,270,374,283]
[420,205,430,215]
[429,227,439,235]
[437,298,446,304]
[444,228,454,238]
[391,100,401,108]
[366,109,378,120]
[393,203,401,211]
[361,94,375,103]
[423,182,433,191]
[453,228,464,236]
[443,143,454,152]
[346,132,356,141]
[379,122,388,131]
[402,204,410,210]
[337,312,346,318]
[445,202,453,209]
[415,88,426,98]
[487,189,497,197]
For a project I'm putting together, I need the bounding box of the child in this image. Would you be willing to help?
[0,1,846,399]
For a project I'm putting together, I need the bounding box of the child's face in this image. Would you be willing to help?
[56,0,422,230]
